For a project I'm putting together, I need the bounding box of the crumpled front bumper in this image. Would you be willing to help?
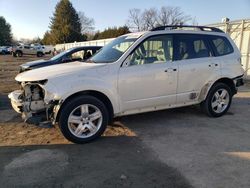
[8,90,23,113]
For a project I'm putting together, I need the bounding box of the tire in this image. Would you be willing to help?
[58,95,109,144]
[16,51,23,57]
[37,52,43,57]
[200,82,232,117]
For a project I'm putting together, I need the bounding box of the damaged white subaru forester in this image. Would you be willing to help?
[9,26,244,144]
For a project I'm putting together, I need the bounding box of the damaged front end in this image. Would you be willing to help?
[8,80,59,127]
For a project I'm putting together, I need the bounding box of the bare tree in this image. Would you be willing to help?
[78,11,95,34]
[158,6,172,26]
[191,16,199,26]
[127,9,142,31]
[166,7,191,25]
[127,6,192,31]
[141,8,158,30]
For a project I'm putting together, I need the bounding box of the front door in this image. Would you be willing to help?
[118,35,178,112]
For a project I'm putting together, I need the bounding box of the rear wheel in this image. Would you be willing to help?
[37,52,43,57]
[200,82,232,117]
[58,95,109,144]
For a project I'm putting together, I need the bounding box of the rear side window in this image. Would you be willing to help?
[210,36,234,56]
[174,34,212,60]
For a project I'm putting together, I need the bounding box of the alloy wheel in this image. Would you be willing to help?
[67,104,103,138]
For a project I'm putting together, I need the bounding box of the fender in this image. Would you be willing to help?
[198,76,240,102]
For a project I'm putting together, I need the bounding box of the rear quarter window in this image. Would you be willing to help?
[210,36,234,56]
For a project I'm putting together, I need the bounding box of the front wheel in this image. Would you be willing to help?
[58,95,109,144]
[200,83,232,117]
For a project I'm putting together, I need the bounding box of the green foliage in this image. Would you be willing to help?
[0,16,12,46]
[42,31,52,45]
[48,0,86,45]
[93,26,130,40]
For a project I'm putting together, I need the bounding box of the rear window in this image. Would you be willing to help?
[210,36,234,56]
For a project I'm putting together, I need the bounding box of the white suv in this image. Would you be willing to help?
[9,26,244,143]
[12,44,44,57]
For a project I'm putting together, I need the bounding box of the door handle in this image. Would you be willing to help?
[209,63,218,67]
[164,68,177,72]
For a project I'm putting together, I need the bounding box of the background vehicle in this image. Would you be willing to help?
[0,46,10,54]
[41,45,54,54]
[12,44,44,57]
[19,46,102,72]
[9,26,244,144]
[7,46,13,54]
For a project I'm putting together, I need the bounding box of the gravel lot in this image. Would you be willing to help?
[0,54,250,187]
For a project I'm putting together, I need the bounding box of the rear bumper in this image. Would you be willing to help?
[235,78,244,87]
[233,75,244,88]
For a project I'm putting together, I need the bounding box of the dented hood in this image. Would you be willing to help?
[15,61,106,82]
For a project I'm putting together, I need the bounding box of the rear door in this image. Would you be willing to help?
[23,45,31,54]
[174,34,220,104]
[209,35,241,78]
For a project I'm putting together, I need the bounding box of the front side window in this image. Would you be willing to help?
[210,36,233,56]
[175,34,211,60]
[89,35,139,63]
[128,35,173,66]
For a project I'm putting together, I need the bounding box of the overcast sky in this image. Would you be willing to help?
[0,0,249,40]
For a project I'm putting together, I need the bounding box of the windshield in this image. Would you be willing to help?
[89,35,138,63]
[50,49,71,60]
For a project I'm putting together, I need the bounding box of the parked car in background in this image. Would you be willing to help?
[9,25,244,144]
[12,44,44,57]
[7,46,13,54]
[0,47,6,55]
[19,46,102,72]
[41,45,54,54]
[0,46,10,54]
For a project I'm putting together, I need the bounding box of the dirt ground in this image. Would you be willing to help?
[0,55,135,146]
[0,55,45,93]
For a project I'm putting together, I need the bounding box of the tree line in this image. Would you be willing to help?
[0,16,12,46]
[0,0,193,46]
[127,7,192,31]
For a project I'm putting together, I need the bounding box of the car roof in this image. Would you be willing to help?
[149,29,226,36]
[130,25,227,38]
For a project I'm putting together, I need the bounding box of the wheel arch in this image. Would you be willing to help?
[55,90,114,123]
[15,50,23,54]
[199,77,236,102]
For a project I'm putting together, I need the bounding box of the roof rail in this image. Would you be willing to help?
[151,25,224,33]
